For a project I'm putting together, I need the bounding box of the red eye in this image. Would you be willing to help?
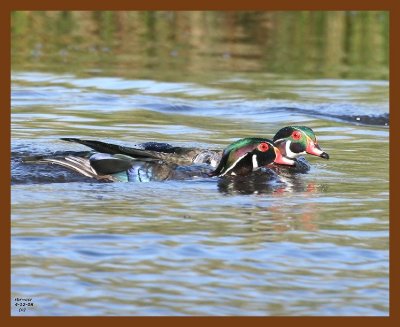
[292,131,301,140]
[258,142,270,152]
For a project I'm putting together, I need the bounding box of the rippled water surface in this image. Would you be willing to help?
[11,11,389,316]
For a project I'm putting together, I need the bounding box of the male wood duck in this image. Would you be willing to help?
[24,138,294,182]
[58,126,329,170]
[272,126,329,160]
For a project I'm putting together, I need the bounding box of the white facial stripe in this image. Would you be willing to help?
[274,138,285,144]
[219,154,248,177]
[252,154,259,171]
[285,140,305,158]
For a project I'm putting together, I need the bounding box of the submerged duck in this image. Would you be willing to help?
[58,125,329,170]
[24,138,294,182]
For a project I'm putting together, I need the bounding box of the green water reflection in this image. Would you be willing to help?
[12,11,388,80]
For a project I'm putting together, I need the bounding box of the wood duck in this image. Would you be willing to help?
[23,138,294,182]
[58,126,329,171]
[272,126,329,160]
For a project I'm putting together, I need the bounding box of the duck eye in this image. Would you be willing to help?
[257,142,270,152]
[292,131,301,140]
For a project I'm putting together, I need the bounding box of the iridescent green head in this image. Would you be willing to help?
[211,138,295,177]
[273,126,329,160]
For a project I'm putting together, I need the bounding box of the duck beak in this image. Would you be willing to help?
[306,138,329,159]
[274,147,296,166]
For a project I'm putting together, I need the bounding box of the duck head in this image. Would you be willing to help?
[273,126,329,160]
[211,138,295,177]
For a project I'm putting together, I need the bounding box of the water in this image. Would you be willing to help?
[11,11,389,316]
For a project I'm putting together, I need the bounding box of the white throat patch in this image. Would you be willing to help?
[285,140,305,158]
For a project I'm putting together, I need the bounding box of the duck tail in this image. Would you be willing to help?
[23,155,114,181]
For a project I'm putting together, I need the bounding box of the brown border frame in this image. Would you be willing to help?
[3,1,398,326]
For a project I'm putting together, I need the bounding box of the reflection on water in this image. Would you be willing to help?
[12,11,388,80]
[11,11,389,316]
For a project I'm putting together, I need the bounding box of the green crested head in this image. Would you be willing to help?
[211,138,295,177]
[272,126,329,160]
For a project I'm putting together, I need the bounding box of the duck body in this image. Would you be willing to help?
[23,151,214,182]
[23,138,290,182]
[54,126,327,177]
[61,138,223,167]
[58,125,328,171]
